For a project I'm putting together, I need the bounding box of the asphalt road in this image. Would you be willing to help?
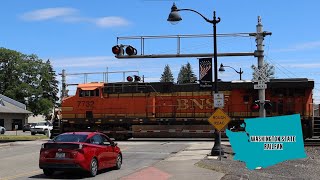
[0,139,225,180]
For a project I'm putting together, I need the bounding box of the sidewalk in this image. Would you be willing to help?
[121,142,228,180]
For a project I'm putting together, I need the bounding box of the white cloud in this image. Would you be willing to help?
[20,7,130,28]
[95,17,130,27]
[272,41,320,52]
[21,8,77,21]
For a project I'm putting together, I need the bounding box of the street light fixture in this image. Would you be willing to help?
[168,3,223,156]
[219,63,243,80]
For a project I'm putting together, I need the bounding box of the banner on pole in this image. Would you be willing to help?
[199,58,212,88]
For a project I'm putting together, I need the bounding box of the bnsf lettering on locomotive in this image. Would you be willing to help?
[176,98,213,110]
[77,101,94,109]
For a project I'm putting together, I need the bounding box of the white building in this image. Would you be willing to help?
[0,94,32,130]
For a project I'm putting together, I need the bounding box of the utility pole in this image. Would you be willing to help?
[251,16,272,117]
[257,16,266,117]
[60,69,66,101]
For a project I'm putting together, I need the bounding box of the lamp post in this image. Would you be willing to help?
[219,63,243,80]
[168,3,223,156]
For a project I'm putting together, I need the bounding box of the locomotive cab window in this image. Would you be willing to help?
[79,89,100,97]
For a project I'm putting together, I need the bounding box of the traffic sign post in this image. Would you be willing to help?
[214,93,224,108]
[208,108,231,131]
[208,108,231,160]
[15,125,18,136]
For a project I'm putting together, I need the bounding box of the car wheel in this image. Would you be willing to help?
[31,132,36,135]
[23,130,25,132]
[43,169,54,176]
[89,158,98,177]
[115,154,122,170]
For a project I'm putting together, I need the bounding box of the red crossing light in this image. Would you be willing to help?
[251,102,260,111]
[264,101,272,110]
[125,46,137,56]
[134,75,141,82]
[112,45,124,55]
[127,76,133,82]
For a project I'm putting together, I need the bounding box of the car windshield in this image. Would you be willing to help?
[53,134,88,142]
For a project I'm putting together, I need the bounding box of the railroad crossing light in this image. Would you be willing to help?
[251,101,260,111]
[125,46,137,56]
[134,75,141,82]
[264,101,272,110]
[112,45,124,56]
[127,76,133,82]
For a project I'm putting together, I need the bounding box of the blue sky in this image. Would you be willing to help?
[1,0,320,103]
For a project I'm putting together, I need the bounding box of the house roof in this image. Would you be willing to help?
[0,94,32,114]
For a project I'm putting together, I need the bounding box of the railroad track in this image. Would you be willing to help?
[304,140,320,146]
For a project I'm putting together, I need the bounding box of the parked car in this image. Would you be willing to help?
[23,123,37,132]
[0,126,5,134]
[39,132,122,177]
[30,121,53,135]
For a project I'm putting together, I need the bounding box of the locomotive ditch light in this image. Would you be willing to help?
[127,76,133,82]
[125,45,137,56]
[112,45,124,56]
[134,75,141,82]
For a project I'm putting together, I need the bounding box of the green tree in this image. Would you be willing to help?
[160,64,174,82]
[177,62,197,84]
[0,48,59,116]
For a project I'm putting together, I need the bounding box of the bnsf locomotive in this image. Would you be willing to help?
[53,78,314,140]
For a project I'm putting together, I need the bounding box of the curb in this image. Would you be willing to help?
[0,142,12,147]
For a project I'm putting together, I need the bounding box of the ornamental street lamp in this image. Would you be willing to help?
[219,63,244,80]
[168,3,223,156]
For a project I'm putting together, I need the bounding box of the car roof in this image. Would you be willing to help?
[61,132,104,138]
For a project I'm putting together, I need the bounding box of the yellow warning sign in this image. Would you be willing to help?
[208,108,231,131]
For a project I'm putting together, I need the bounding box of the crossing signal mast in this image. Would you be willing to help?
[112,4,272,158]
[112,19,271,118]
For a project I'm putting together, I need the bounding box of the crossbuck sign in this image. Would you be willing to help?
[252,64,269,83]
[252,64,269,89]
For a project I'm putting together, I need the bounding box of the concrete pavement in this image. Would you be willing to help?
[121,142,228,180]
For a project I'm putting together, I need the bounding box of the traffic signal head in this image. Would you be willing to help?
[251,101,260,111]
[125,46,137,56]
[127,76,133,82]
[112,45,124,56]
[134,75,141,82]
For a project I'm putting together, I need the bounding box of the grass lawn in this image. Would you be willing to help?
[0,135,48,141]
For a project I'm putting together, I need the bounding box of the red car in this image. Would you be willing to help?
[39,132,122,177]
